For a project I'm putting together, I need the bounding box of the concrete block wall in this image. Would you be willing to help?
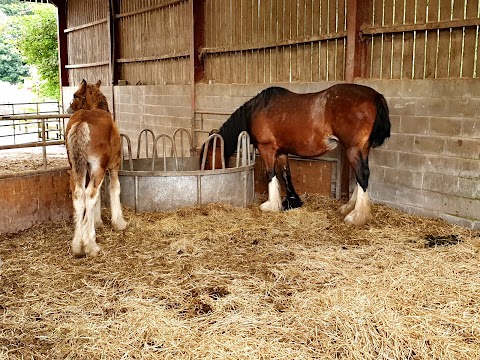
[362,79,479,229]
[114,85,192,158]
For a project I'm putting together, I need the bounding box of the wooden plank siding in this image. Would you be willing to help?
[362,0,480,79]
[64,0,480,86]
[202,0,348,83]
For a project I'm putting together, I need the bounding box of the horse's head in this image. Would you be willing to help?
[199,131,224,170]
[66,79,109,113]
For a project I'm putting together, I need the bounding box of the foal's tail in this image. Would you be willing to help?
[368,94,391,148]
[67,121,90,185]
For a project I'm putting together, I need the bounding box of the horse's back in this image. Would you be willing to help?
[250,83,387,157]
[66,109,121,168]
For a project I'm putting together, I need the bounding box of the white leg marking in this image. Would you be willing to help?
[344,183,373,226]
[338,184,358,216]
[260,176,283,212]
[82,179,103,257]
[109,170,128,231]
[71,187,85,257]
[94,193,103,229]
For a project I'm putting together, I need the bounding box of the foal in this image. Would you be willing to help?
[65,80,127,257]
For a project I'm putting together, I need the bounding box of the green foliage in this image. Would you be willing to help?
[0,39,30,83]
[9,3,59,100]
[0,0,31,17]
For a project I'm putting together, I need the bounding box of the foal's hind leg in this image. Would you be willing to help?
[341,148,373,226]
[277,154,303,210]
[71,181,86,257]
[109,169,128,231]
[82,168,105,257]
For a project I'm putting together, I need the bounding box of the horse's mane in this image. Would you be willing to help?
[88,84,109,112]
[218,86,289,159]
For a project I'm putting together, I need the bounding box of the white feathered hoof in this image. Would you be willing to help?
[84,242,101,257]
[343,208,372,226]
[338,202,355,217]
[113,217,128,231]
[260,200,283,212]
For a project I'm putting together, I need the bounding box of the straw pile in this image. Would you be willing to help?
[1,195,479,359]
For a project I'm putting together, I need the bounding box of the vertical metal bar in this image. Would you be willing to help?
[41,118,47,170]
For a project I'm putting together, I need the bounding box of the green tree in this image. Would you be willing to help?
[0,39,29,83]
[0,0,31,84]
[11,4,59,100]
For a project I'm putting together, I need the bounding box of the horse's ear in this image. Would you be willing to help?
[95,80,101,88]
[79,79,87,93]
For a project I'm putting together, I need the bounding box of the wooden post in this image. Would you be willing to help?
[190,0,205,148]
[54,1,69,113]
[342,0,372,198]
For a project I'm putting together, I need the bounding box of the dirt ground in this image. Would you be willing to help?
[0,146,69,175]
[1,194,479,359]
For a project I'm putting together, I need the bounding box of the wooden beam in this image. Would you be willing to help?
[201,32,347,56]
[360,18,480,37]
[115,0,188,19]
[116,52,190,63]
[64,19,107,33]
[65,61,109,69]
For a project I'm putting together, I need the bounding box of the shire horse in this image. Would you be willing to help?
[65,80,127,257]
[201,84,391,226]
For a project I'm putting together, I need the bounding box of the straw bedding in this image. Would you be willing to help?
[0,195,479,359]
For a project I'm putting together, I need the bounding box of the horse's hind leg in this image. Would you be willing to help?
[277,154,303,210]
[258,145,283,212]
[71,179,86,257]
[94,186,103,228]
[109,168,127,231]
[82,168,105,257]
[341,148,373,226]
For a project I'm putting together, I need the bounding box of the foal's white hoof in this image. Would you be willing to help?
[259,200,282,212]
[113,218,128,231]
[84,243,101,257]
[343,209,372,226]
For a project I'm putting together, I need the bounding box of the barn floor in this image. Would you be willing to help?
[1,195,479,359]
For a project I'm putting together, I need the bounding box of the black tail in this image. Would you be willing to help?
[218,86,288,159]
[368,94,391,148]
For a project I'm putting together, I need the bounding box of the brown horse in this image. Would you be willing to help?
[65,80,127,257]
[201,84,391,226]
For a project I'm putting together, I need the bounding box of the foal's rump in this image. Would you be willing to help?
[66,109,120,172]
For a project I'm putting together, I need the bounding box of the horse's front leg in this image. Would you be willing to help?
[258,146,283,212]
[277,154,303,210]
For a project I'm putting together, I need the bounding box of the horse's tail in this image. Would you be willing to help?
[67,121,90,185]
[368,93,391,148]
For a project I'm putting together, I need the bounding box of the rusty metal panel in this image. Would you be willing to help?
[0,170,72,234]
[254,157,335,197]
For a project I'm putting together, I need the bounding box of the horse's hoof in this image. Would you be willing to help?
[84,243,101,257]
[260,200,283,212]
[338,202,355,216]
[113,218,128,231]
[72,249,86,258]
[283,197,303,210]
[343,209,372,226]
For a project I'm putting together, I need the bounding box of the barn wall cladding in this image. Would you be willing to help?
[60,0,480,229]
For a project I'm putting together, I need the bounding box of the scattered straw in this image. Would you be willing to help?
[1,195,479,359]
